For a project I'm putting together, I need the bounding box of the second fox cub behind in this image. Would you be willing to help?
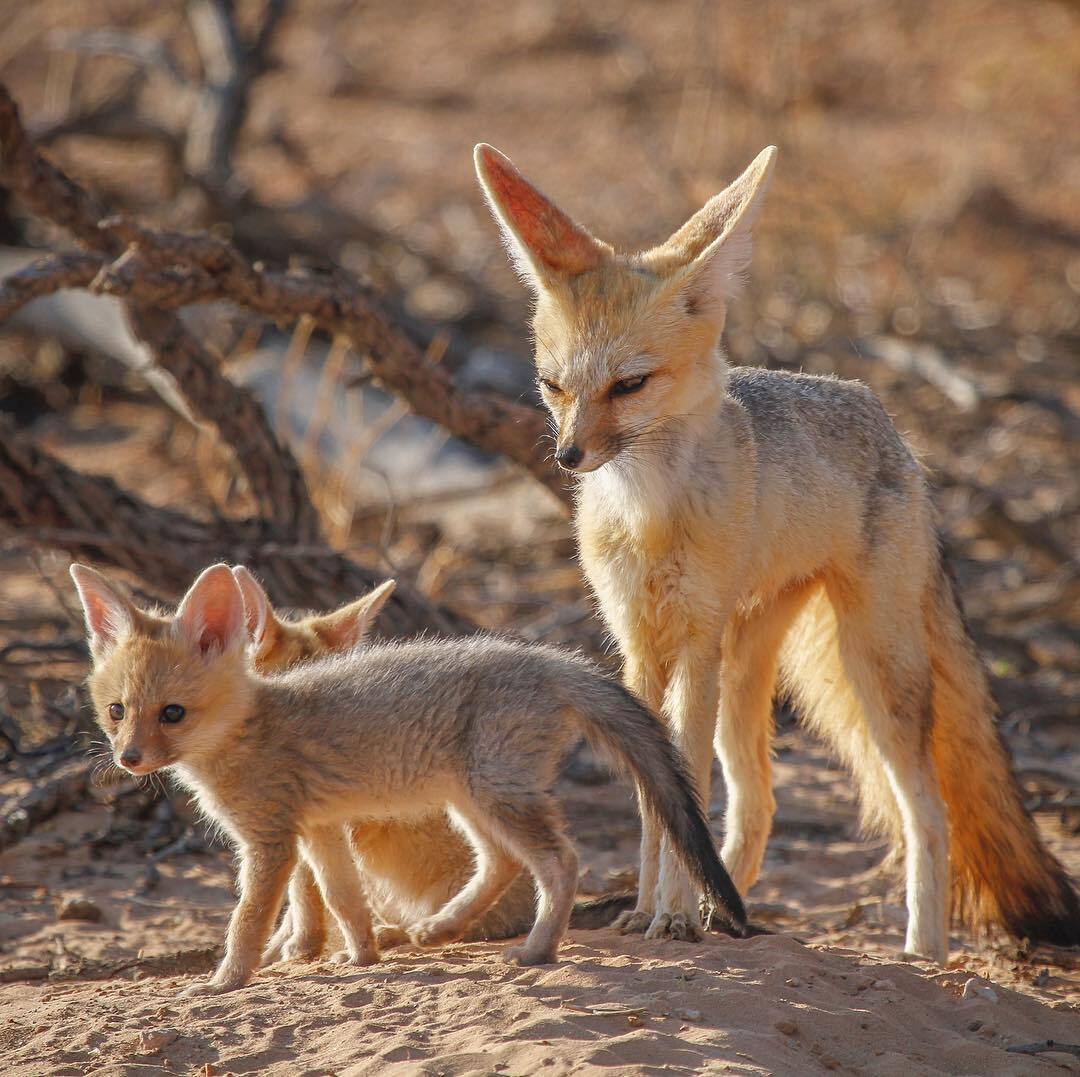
[474,142,1080,962]
[71,562,746,995]
[229,568,631,963]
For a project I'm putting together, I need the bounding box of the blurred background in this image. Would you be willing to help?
[0,0,1076,989]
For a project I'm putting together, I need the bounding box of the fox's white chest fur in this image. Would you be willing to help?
[577,460,742,666]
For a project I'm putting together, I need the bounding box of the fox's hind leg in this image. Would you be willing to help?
[716,585,812,893]
[407,810,520,948]
[461,793,578,965]
[828,574,949,963]
[301,825,379,966]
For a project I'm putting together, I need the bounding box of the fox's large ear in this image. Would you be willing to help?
[231,566,283,658]
[175,564,246,656]
[656,147,777,316]
[311,579,396,651]
[474,144,611,291]
[69,564,136,660]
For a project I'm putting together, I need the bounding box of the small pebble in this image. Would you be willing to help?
[676,1008,703,1022]
[56,895,103,923]
[775,1020,798,1036]
[785,977,802,987]
[137,1027,179,1054]
[961,978,997,1002]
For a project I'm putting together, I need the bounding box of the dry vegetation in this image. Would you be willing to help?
[0,0,1077,1073]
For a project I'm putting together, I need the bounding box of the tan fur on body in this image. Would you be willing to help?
[229,568,571,962]
[474,143,1080,960]
[71,563,745,995]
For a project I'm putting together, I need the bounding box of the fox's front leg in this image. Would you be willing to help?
[648,643,722,942]
[613,651,668,936]
[181,838,296,997]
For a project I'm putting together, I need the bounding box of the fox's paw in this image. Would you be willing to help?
[178,976,246,999]
[503,942,556,966]
[644,911,703,942]
[408,916,465,948]
[374,924,411,949]
[612,909,653,935]
[329,942,380,967]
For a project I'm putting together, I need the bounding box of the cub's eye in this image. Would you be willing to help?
[611,375,648,397]
[539,378,563,395]
[160,704,186,724]
[107,703,124,722]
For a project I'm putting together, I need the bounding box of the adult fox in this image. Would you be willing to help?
[474,143,1079,962]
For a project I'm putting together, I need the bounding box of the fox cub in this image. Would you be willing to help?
[474,143,1080,962]
[230,567,632,965]
[72,562,746,995]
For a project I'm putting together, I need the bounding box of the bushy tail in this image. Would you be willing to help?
[568,891,637,929]
[563,673,747,935]
[928,556,1080,945]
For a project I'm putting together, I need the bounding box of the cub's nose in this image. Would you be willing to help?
[119,747,142,769]
[555,444,584,470]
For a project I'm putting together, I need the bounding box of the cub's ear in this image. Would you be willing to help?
[311,579,396,652]
[474,143,611,292]
[231,565,282,658]
[654,146,777,317]
[69,563,136,660]
[175,564,246,656]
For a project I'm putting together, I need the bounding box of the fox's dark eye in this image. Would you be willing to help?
[611,375,648,397]
[108,703,124,722]
[539,378,563,395]
[160,704,185,724]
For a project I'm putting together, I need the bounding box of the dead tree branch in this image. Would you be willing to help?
[0,416,470,636]
[0,80,323,539]
[0,88,571,505]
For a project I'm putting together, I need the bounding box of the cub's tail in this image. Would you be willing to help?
[563,669,747,936]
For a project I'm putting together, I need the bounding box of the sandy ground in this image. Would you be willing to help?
[1,726,1077,1077]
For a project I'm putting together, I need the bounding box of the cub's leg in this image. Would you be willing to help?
[181,838,296,996]
[302,825,380,966]
[407,810,521,947]
[461,793,578,966]
[262,862,328,964]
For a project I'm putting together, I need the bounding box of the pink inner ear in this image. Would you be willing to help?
[480,149,604,276]
[70,567,133,650]
[176,566,244,655]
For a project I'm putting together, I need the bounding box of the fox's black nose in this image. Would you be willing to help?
[555,444,584,470]
[119,747,142,769]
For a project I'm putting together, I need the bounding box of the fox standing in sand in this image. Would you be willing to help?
[474,143,1080,962]
[70,562,745,995]
[228,567,630,964]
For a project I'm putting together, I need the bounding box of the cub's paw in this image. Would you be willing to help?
[644,911,703,942]
[612,909,653,935]
[374,924,411,949]
[281,934,326,962]
[503,943,556,967]
[408,917,465,948]
[329,943,380,967]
